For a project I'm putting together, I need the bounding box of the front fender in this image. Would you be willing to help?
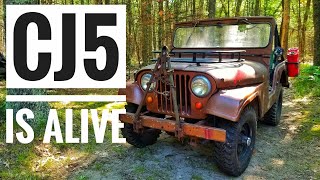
[204,83,266,122]
[118,82,145,105]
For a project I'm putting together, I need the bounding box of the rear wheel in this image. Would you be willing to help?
[263,88,283,126]
[214,106,257,177]
[121,103,161,148]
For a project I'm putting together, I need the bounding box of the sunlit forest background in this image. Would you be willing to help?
[0,0,319,67]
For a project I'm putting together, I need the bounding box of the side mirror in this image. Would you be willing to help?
[274,47,284,57]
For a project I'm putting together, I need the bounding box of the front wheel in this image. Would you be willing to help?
[121,103,161,148]
[214,106,257,177]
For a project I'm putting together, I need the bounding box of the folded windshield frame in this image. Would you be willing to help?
[173,22,272,49]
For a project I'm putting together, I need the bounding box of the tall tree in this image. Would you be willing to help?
[254,0,260,15]
[264,0,268,16]
[158,0,164,49]
[300,0,311,61]
[314,0,320,66]
[220,0,229,17]
[235,0,242,16]
[165,0,171,46]
[208,0,216,18]
[298,0,301,59]
[174,0,181,21]
[141,0,152,65]
[0,0,4,53]
[94,0,102,4]
[280,0,290,53]
[192,0,196,18]
[185,0,188,21]
[227,0,230,16]
[126,0,132,67]
[199,0,204,18]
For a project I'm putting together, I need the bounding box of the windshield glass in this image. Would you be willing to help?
[173,23,271,48]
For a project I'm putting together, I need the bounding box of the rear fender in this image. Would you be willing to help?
[273,61,289,88]
[118,82,145,105]
[204,83,267,122]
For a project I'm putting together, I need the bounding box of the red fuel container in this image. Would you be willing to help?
[287,48,299,77]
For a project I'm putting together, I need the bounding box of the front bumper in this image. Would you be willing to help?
[120,112,226,142]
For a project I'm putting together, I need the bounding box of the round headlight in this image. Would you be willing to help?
[191,76,211,97]
[141,73,156,91]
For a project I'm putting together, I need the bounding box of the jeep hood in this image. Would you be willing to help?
[139,60,268,88]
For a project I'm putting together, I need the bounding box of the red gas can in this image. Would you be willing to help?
[287,47,299,77]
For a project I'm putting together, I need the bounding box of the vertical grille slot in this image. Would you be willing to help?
[157,73,191,115]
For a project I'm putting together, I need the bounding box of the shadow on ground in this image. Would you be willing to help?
[69,88,320,180]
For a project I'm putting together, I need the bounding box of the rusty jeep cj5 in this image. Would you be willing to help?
[119,17,299,176]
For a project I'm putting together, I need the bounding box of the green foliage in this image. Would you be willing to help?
[6,0,38,4]
[5,89,50,129]
[0,87,5,121]
[291,64,320,98]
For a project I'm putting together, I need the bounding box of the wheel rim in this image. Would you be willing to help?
[237,123,253,161]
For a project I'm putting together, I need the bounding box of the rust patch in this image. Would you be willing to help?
[120,113,226,142]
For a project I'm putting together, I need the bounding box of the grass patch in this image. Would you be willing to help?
[296,102,320,142]
[290,65,320,178]
[291,64,320,98]
[76,175,89,180]
[0,86,124,179]
[0,86,5,121]
[133,165,145,174]
[191,174,203,180]
[290,64,320,142]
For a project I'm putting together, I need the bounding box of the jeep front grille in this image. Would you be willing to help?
[157,73,191,115]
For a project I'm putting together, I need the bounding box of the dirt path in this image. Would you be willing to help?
[69,89,320,180]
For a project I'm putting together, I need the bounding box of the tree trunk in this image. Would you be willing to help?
[165,0,172,46]
[192,0,196,19]
[280,0,290,53]
[94,0,102,4]
[264,0,268,15]
[185,0,188,21]
[0,0,4,53]
[126,0,132,67]
[174,0,181,22]
[298,0,302,60]
[141,0,152,66]
[227,0,230,17]
[314,0,320,66]
[199,0,204,18]
[300,0,311,61]
[219,0,229,17]
[158,0,164,49]
[254,0,260,16]
[152,1,156,50]
[235,0,242,16]
[208,0,216,18]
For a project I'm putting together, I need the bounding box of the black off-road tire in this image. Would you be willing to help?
[214,106,257,177]
[263,88,283,126]
[121,103,161,148]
